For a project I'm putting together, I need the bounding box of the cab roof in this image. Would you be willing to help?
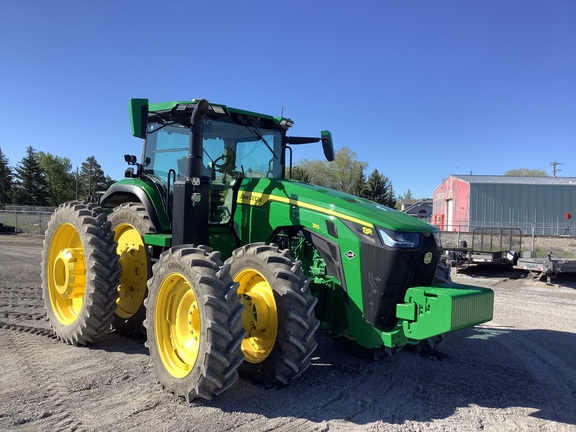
[149,99,294,129]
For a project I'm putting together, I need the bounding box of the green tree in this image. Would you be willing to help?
[12,146,49,205]
[350,168,367,198]
[37,152,76,205]
[297,147,368,194]
[399,189,414,200]
[364,169,387,203]
[289,165,311,183]
[387,184,397,209]
[329,147,368,194]
[504,168,548,177]
[363,169,396,208]
[0,147,13,206]
[78,156,115,201]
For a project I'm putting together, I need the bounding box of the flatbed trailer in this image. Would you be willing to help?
[443,227,521,268]
[516,253,576,283]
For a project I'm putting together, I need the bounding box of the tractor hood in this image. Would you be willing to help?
[238,178,436,233]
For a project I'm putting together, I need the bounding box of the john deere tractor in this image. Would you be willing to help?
[42,98,493,401]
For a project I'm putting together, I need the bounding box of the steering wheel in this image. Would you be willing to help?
[212,154,234,178]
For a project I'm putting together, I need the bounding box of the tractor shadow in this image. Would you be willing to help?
[208,328,576,427]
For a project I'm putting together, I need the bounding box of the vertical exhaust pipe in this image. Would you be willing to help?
[172,99,210,246]
[186,99,209,180]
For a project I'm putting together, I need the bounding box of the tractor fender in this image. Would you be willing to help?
[99,183,169,231]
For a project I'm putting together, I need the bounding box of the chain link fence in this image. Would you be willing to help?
[0,205,56,235]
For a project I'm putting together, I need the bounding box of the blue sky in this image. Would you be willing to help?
[1,1,574,198]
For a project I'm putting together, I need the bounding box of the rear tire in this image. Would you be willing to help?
[109,202,155,337]
[144,246,245,401]
[41,201,119,345]
[226,243,319,387]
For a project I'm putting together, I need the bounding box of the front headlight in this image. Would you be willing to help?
[377,227,421,249]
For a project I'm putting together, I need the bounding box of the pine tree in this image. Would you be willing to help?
[400,189,414,200]
[78,156,114,201]
[12,146,48,206]
[364,169,387,204]
[0,147,14,206]
[386,184,397,209]
[351,168,367,198]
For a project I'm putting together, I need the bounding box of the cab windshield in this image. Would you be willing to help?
[143,118,284,182]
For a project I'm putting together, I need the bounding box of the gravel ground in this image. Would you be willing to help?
[0,234,575,432]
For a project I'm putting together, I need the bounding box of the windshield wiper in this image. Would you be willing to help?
[148,121,178,134]
[245,121,278,160]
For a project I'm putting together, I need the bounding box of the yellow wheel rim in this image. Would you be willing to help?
[114,223,147,318]
[235,269,278,363]
[47,223,86,325]
[154,273,201,379]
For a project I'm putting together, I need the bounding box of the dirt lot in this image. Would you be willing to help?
[1,234,575,432]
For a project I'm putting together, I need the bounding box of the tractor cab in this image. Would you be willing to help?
[116,99,333,236]
[142,112,285,224]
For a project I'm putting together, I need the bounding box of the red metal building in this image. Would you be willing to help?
[432,175,576,235]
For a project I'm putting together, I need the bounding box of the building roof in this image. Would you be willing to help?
[398,198,433,214]
[451,175,576,186]
[398,198,432,206]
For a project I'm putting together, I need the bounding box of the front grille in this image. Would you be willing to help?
[361,235,440,330]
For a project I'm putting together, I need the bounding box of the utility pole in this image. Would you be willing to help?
[550,161,562,177]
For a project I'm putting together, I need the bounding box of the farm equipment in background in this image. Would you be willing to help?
[516,252,576,283]
[41,98,494,401]
[443,227,521,269]
[0,223,16,234]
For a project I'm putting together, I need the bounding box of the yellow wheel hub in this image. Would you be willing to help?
[155,273,201,379]
[235,269,278,363]
[53,248,85,298]
[47,223,86,325]
[115,223,147,319]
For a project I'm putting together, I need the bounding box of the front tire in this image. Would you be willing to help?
[433,259,452,284]
[41,201,120,345]
[144,246,245,401]
[226,243,319,387]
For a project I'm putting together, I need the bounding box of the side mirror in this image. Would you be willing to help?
[129,98,149,139]
[321,130,334,162]
[286,131,335,162]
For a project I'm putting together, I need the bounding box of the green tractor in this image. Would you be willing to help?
[42,98,494,401]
